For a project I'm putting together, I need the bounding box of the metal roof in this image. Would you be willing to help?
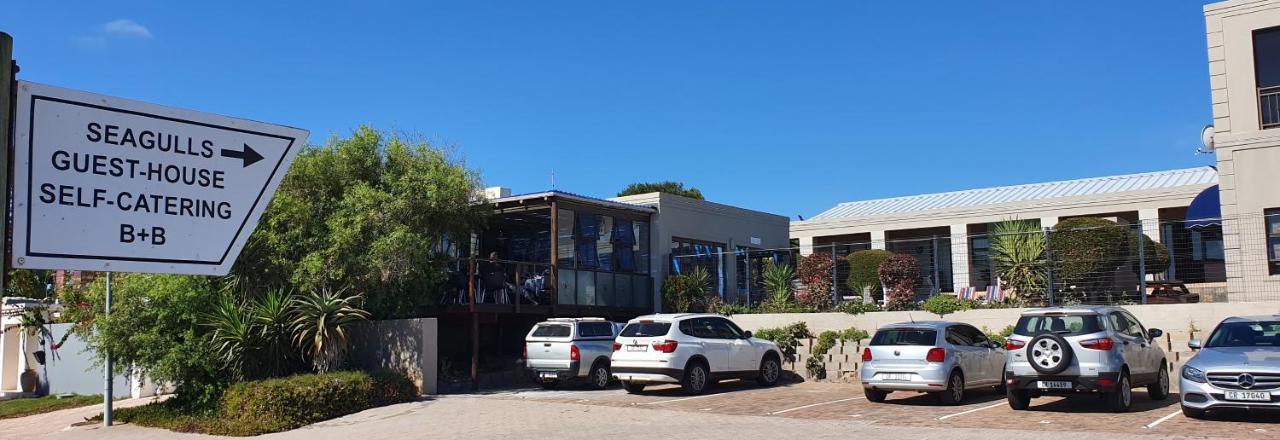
[489,190,657,214]
[809,167,1218,221]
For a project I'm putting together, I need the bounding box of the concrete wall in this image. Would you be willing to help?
[613,192,791,308]
[1205,0,1280,301]
[346,318,439,395]
[733,301,1280,382]
[38,323,131,398]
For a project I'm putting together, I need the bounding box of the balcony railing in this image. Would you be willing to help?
[1260,86,1280,129]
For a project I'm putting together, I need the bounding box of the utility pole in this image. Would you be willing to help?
[2,32,15,296]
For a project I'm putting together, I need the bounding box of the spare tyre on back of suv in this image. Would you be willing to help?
[1027,333,1074,375]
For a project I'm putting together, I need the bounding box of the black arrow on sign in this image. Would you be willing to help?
[220,143,265,167]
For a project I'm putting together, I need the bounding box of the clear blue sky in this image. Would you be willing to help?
[3,1,1216,219]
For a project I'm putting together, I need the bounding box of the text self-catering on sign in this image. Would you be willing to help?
[12,81,308,275]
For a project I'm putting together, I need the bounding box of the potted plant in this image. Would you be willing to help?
[4,306,51,393]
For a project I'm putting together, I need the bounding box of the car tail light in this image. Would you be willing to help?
[652,339,679,353]
[861,347,872,362]
[926,347,946,363]
[612,342,622,352]
[1080,338,1114,351]
[1005,339,1026,351]
[523,344,528,360]
[570,344,580,361]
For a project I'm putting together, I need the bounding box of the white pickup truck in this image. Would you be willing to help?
[525,318,623,390]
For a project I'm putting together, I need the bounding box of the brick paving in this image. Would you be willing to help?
[485,380,1278,438]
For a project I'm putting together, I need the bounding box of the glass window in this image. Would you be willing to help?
[531,324,571,338]
[557,269,576,305]
[708,318,744,339]
[597,216,614,271]
[576,270,596,305]
[670,238,726,297]
[621,322,671,337]
[870,328,938,346]
[1267,209,1280,275]
[945,327,974,346]
[1206,321,1280,347]
[1257,27,1280,128]
[969,236,992,289]
[615,274,634,308]
[596,272,614,306]
[635,221,650,274]
[1015,314,1105,336]
[557,209,575,267]
[577,322,615,338]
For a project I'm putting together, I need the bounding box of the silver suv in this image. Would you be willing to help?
[1004,306,1169,412]
[525,318,622,390]
[1180,315,1280,419]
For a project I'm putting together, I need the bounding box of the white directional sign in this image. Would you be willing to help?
[11,81,308,275]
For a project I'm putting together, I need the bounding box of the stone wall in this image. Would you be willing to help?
[346,318,439,395]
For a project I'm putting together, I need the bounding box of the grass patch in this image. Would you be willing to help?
[0,394,103,419]
[100,371,417,436]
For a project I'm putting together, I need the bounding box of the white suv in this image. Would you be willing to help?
[611,313,783,395]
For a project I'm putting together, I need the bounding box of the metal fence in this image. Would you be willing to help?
[669,213,1280,308]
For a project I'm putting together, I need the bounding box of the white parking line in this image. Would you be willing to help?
[1143,410,1182,429]
[769,396,864,415]
[937,402,1006,421]
[642,392,738,405]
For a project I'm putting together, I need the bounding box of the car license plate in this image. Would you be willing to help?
[1036,381,1072,389]
[626,345,647,352]
[539,372,557,379]
[1225,391,1271,402]
[880,373,911,381]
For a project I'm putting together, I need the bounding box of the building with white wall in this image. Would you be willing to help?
[1204,0,1280,302]
[790,167,1224,298]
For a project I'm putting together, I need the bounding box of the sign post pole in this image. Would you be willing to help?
[103,271,112,427]
[1,32,14,294]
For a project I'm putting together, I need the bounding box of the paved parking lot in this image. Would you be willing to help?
[482,380,1278,438]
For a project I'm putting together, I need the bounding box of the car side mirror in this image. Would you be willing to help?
[1148,328,1163,340]
[990,341,1003,349]
[1188,339,1202,350]
[743,331,753,339]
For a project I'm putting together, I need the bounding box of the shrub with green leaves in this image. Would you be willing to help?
[753,322,811,363]
[921,295,970,318]
[761,260,795,309]
[989,219,1046,302]
[838,301,879,315]
[795,251,835,309]
[805,357,826,380]
[982,325,1016,346]
[1048,217,1130,290]
[845,249,893,300]
[878,254,919,311]
[812,327,870,356]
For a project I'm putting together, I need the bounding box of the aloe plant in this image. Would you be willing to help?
[204,294,257,380]
[762,261,794,305]
[290,288,370,373]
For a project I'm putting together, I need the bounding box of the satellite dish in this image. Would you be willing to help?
[1199,124,1216,154]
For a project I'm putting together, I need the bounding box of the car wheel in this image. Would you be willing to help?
[622,381,646,394]
[1147,363,1170,401]
[1105,372,1132,412]
[539,380,559,390]
[865,388,888,403]
[1007,388,1031,410]
[1027,333,1074,375]
[1181,404,1206,419]
[589,362,611,390]
[937,371,965,405]
[682,361,710,395]
[756,355,781,387]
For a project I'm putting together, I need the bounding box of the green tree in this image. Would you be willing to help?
[232,126,489,318]
[845,249,893,301]
[989,219,1046,303]
[617,181,704,199]
[6,269,50,299]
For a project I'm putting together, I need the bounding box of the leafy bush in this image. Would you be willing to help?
[760,260,795,310]
[1131,233,1170,275]
[805,357,826,380]
[291,289,371,373]
[838,301,879,315]
[812,327,870,356]
[921,295,970,318]
[795,251,835,309]
[753,322,811,363]
[1048,217,1129,290]
[216,371,415,435]
[878,254,919,311]
[982,325,1016,345]
[845,249,893,300]
[662,267,712,313]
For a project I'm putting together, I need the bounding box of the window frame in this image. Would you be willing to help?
[1267,209,1280,275]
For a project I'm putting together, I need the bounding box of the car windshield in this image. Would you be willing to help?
[1014,314,1105,336]
[1205,321,1280,347]
[621,322,672,337]
[870,328,937,346]
[530,324,571,338]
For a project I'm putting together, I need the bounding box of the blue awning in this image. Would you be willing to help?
[1186,184,1221,229]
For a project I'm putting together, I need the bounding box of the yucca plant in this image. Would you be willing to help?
[762,260,795,305]
[291,288,370,373]
[990,219,1047,303]
[252,289,296,377]
[204,294,258,381]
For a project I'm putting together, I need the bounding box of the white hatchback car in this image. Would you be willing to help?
[611,313,783,395]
